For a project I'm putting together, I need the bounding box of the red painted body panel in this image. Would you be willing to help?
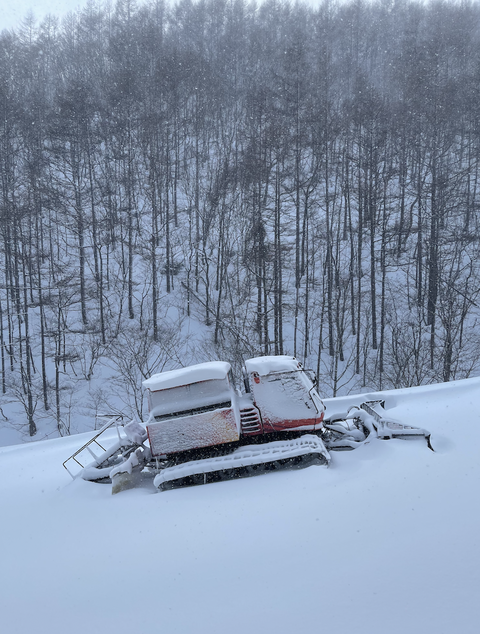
[260,410,324,434]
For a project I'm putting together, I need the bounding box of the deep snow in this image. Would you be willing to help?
[1,378,479,634]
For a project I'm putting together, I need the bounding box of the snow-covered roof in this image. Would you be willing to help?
[245,355,301,376]
[143,361,231,392]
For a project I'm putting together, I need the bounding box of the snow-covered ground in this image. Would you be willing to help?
[1,378,479,634]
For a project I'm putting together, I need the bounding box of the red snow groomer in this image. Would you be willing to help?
[63,355,432,493]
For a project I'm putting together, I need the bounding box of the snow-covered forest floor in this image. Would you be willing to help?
[1,377,478,634]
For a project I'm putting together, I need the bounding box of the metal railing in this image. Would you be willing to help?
[62,415,126,479]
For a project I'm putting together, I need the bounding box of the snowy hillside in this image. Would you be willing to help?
[1,378,479,634]
[5,0,480,443]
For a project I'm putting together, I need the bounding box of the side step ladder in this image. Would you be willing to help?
[62,415,127,479]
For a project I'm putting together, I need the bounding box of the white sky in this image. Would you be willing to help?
[1,0,323,33]
[0,1,89,31]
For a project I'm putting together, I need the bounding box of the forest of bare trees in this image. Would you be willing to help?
[2,0,480,439]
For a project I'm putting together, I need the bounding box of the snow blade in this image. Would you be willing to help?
[110,446,152,494]
[111,469,144,495]
[360,401,434,451]
[154,435,330,491]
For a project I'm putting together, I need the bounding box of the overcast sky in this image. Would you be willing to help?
[1,0,323,33]
[1,0,89,31]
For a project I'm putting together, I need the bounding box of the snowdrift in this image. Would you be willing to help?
[1,379,479,634]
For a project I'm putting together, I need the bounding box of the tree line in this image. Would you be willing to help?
[2,0,480,438]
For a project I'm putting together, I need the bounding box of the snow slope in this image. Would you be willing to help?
[1,378,479,634]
